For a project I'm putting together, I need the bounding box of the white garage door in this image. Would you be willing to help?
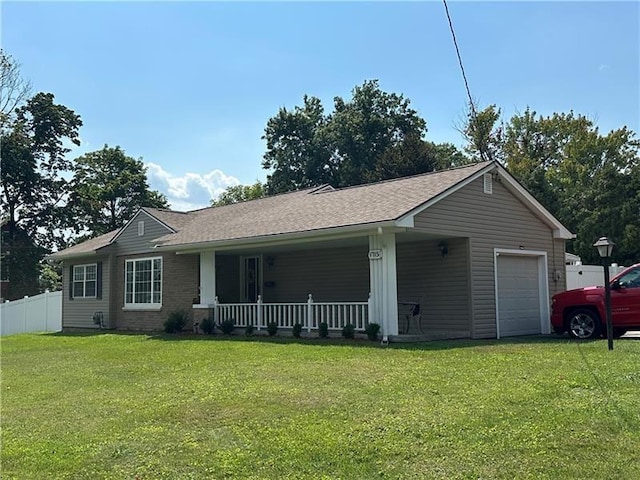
[497,255,542,337]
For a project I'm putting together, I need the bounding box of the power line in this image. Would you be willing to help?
[442,0,493,163]
[442,0,476,118]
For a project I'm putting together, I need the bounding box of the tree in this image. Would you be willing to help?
[262,95,334,194]
[0,49,32,129]
[262,80,463,194]
[1,92,83,248]
[369,136,469,182]
[326,80,428,187]
[460,103,504,163]
[68,145,169,237]
[211,181,265,206]
[1,68,82,299]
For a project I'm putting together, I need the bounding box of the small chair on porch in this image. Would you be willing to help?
[398,299,423,334]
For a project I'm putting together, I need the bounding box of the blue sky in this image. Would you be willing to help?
[3,1,639,210]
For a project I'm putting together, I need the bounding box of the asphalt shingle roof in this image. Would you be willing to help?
[154,162,491,247]
[50,162,493,257]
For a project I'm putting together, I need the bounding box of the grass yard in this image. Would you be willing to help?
[1,333,639,479]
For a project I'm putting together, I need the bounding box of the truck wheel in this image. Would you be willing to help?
[567,308,602,340]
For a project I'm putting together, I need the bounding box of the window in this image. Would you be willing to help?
[125,257,162,308]
[618,267,640,289]
[73,264,97,298]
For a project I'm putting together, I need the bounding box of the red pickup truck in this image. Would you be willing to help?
[551,263,640,339]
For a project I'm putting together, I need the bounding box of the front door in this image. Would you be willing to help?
[241,256,261,303]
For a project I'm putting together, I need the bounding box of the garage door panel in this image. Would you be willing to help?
[497,255,541,337]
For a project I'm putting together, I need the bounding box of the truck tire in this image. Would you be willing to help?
[567,308,602,340]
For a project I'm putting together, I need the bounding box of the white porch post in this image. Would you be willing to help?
[368,232,399,339]
[199,251,216,305]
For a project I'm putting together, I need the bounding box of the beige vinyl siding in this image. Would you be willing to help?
[265,246,369,303]
[114,252,199,331]
[114,211,173,255]
[396,238,470,337]
[414,176,565,338]
[62,255,111,329]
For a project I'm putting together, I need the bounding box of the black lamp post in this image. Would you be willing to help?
[593,236,615,350]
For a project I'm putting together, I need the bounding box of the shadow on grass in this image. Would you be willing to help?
[45,329,638,351]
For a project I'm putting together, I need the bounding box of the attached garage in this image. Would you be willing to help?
[495,250,551,338]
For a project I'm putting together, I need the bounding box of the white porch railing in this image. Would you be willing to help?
[213,294,369,332]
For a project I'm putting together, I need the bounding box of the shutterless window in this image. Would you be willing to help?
[125,257,162,306]
[73,264,97,298]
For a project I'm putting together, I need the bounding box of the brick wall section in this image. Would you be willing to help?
[114,252,199,331]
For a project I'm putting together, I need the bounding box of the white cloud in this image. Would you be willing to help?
[145,162,240,211]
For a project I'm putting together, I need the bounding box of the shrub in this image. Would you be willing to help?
[292,323,303,338]
[318,322,329,339]
[342,323,355,339]
[365,322,381,341]
[200,315,216,334]
[245,324,255,336]
[219,319,235,335]
[267,322,278,337]
[164,309,189,333]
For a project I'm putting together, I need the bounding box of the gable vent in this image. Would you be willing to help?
[137,221,145,236]
[483,173,493,194]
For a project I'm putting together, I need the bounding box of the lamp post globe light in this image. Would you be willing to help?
[593,236,615,350]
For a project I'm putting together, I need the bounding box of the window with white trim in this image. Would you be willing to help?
[73,264,97,298]
[125,257,162,307]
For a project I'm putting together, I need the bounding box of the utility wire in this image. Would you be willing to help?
[442,0,475,117]
[442,0,487,162]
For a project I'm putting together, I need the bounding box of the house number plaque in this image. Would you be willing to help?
[368,249,383,260]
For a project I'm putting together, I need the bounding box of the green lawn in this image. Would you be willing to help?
[1,333,639,479]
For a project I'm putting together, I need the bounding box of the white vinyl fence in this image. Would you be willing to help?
[566,264,627,291]
[0,291,62,336]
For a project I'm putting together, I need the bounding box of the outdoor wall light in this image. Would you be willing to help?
[438,241,449,258]
[594,236,615,350]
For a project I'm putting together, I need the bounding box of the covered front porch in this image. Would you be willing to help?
[190,229,471,341]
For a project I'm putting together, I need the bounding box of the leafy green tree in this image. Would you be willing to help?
[369,136,469,182]
[68,145,169,236]
[461,103,504,163]
[326,80,428,187]
[262,95,334,194]
[211,181,265,206]
[1,92,82,246]
[262,80,463,194]
[1,84,82,299]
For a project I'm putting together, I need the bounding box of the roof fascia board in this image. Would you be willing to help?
[158,221,399,254]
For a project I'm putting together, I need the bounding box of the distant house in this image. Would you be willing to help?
[50,161,573,341]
